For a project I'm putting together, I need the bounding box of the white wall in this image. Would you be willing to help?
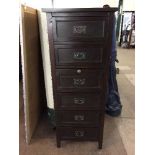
[20,0,53,9]
[54,0,119,8]
[20,0,119,8]
[20,0,135,10]
[123,0,135,11]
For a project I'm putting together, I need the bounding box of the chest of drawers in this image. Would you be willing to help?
[43,8,117,149]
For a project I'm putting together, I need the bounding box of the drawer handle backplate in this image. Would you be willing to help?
[74,98,85,104]
[73,25,87,34]
[74,130,85,137]
[73,52,86,60]
[74,115,85,121]
[73,78,86,87]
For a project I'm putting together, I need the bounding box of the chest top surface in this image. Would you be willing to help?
[42,8,118,12]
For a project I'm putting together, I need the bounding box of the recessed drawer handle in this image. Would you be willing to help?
[73,78,86,87]
[74,115,85,121]
[74,131,85,137]
[73,52,86,60]
[74,98,85,104]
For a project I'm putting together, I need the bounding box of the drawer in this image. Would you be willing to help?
[57,127,99,140]
[54,44,106,67]
[52,17,107,42]
[55,92,102,110]
[56,69,104,92]
[56,111,100,126]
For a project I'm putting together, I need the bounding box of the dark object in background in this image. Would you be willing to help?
[103,4,110,8]
[47,108,56,128]
[120,11,135,48]
[106,15,122,117]
[128,12,135,48]
[19,36,22,81]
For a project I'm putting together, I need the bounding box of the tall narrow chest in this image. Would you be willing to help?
[42,8,117,149]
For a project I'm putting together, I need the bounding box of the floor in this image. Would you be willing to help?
[19,47,135,155]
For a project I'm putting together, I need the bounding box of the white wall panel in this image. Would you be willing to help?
[123,0,135,11]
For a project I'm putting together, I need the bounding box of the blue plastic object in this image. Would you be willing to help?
[106,15,122,117]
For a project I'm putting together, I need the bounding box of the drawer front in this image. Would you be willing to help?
[53,17,107,41]
[57,127,99,140]
[55,44,106,66]
[56,93,101,109]
[56,111,100,126]
[56,69,104,91]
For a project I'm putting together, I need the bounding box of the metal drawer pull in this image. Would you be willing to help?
[77,69,82,74]
[73,25,87,34]
[74,131,85,137]
[74,98,85,104]
[73,52,86,60]
[73,78,85,86]
[74,115,85,121]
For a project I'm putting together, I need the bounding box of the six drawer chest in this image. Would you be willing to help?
[42,7,118,149]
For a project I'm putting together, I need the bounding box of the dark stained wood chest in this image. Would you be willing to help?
[42,8,117,149]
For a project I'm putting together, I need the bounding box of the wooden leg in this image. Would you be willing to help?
[57,139,61,148]
[98,124,103,149]
[98,140,103,149]
[56,132,61,148]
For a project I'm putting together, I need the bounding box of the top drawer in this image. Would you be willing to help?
[52,17,108,42]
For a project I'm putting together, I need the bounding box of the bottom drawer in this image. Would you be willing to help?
[57,127,99,140]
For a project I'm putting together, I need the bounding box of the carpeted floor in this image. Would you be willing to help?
[19,47,135,155]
